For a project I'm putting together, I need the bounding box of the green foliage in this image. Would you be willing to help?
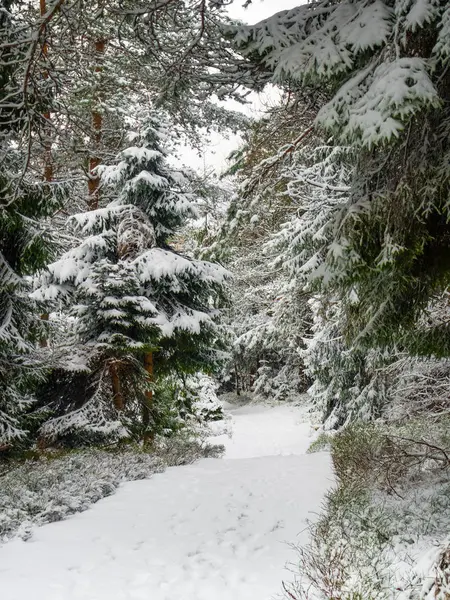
[331,109,450,355]
[33,120,228,444]
[76,260,160,355]
[307,432,332,454]
[231,2,450,427]
[147,379,187,438]
[149,373,224,437]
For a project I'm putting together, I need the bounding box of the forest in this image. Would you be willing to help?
[0,0,450,598]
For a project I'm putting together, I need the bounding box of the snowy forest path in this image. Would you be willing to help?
[0,404,333,600]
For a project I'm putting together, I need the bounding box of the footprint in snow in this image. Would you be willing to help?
[270,519,285,532]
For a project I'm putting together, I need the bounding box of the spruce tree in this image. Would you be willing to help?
[34,118,228,442]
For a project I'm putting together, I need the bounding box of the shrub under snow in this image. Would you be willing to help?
[285,418,450,600]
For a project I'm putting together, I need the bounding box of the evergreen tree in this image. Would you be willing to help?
[34,118,228,443]
[0,1,66,448]
[232,0,450,356]
[223,98,394,420]
[0,0,245,448]
[208,102,320,401]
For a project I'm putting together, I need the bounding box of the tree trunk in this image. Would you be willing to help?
[142,352,154,445]
[88,38,106,210]
[39,0,52,347]
[110,363,125,411]
[40,0,53,184]
[39,313,49,348]
[235,363,240,396]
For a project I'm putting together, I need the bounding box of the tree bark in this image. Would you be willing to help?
[88,38,106,210]
[110,362,125,411]
[142,352,154,444]
[235,363,240,396]
[40,0,53,183]
[39,0,52,347]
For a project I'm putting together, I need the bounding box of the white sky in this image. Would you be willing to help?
[227,0,301,24]
[183,87,281,176]
[180,0,302,174]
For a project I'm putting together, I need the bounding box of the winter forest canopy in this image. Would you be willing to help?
[1,0,450,597]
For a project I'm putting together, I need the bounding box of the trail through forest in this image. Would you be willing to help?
[0,404,333,600]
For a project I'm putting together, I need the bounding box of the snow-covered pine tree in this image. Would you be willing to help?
[231,0,450,357]
[0,172,64,448]
[231,107,390,422]
[263,141,388,425]
[34,117,228,443]
[207,101,322,401]
[0,1,66,449]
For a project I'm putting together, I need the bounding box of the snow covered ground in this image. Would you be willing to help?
[0,404,333,600]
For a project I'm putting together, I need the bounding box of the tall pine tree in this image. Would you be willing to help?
[34,117,228,443]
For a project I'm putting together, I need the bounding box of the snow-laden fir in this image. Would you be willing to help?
[32,118,228,444]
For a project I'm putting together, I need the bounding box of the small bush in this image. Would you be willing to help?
[332,418,450,492]
[285,416,450,600]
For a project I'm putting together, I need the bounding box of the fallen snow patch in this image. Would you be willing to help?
[0,404,333,600]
